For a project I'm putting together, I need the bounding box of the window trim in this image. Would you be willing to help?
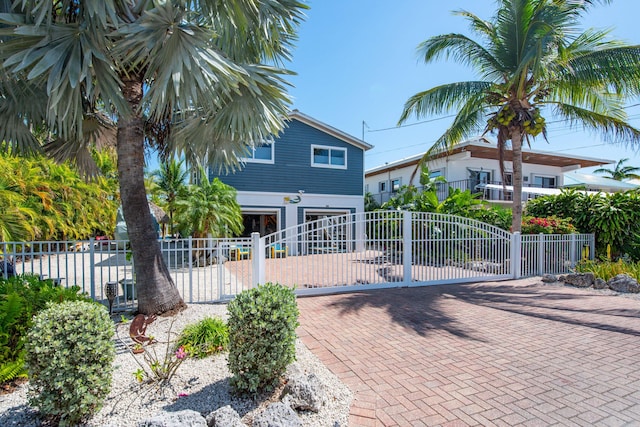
[311,144,347,169]
[240,141,275,164]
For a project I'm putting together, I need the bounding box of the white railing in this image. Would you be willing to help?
[0,213,595,308]
[0,237,255,312]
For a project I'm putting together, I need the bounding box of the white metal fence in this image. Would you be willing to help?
[0,212,594,309]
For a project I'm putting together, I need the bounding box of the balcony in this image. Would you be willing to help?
[370,179,558,206]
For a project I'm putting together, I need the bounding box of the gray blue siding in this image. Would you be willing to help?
[209,119,365,196]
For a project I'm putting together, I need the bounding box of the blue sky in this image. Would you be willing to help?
[287,0,640,173]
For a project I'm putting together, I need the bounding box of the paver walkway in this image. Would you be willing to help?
[296,278,640,426]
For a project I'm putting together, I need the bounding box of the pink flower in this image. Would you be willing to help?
[175,346,187,360]
[178,393,189,397]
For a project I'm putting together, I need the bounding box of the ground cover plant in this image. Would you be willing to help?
[574,259,640,282]
[176,316,229,359]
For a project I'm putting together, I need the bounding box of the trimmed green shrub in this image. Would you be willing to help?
[0,274,94,384]
[25,300,115,426]
[227,282,299,394]
[177,316,229,358]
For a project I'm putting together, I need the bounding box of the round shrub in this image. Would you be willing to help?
[227,282,299,394]
[177,316,229,358]
[25,300,115,426]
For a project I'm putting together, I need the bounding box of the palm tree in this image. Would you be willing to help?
[0,1,306,314]
[398,0,640,232]
[150,159,189,236]
[594,158,640,181]
[175,167,244,239]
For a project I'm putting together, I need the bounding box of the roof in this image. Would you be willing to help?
[562,172,638,191]
[288,110,373,151]
[365,137,613,177]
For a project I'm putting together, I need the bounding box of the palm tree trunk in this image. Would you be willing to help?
[117,76,185,315]
[510,129,524,233]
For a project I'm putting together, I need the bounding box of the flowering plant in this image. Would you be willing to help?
[521,216,576,234]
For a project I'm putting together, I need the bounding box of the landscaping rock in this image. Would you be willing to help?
[282,370,326,412]
[607,274,640,293]
[252,402,302,427]
[206,405,245,427]
[563,273,595,288]
[138,409,207,427]
[541,274,558,283]
[594,278,608,290]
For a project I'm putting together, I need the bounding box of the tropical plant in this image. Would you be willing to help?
[593,158,640,181]
[575,259,640,282]
[174,167,243,239]
[398,0,640,233]
[364,192,380,212]
[176,316,229,358]
[0,1,307,315]
[520,216,576,234]
[149,158,189,236]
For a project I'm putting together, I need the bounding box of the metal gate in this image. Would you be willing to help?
[260,211,515,295]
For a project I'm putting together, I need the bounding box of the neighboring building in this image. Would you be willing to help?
[365,137,618,205]
[209,110,373,237]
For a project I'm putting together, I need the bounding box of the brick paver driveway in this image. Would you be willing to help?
[296,278,640,426]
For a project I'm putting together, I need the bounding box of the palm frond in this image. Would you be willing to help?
[409,93,487,183]
[554,102,640,145]
[398,81,493,124]
[417,34,503,81]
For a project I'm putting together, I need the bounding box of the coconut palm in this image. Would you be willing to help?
[0,1,306,314]
[399,0,640,232]
[594,158,640,181]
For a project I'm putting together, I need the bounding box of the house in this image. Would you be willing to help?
[209,110,373,237]
[365,137,617,205]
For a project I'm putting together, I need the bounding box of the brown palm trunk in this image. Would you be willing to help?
[117,76,185,315]
[510,129,524,233]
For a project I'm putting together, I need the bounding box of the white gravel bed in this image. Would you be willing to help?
[0,303,352,427]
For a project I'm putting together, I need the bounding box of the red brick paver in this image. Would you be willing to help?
[296,278,640,426]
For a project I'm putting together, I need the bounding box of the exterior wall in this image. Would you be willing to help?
[210,119,365,196]
[236,190,364,235]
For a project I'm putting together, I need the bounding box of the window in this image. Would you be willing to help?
[533,175,556,188]
[379,181,387,192]
[242,141,274,163]
[391,178,401,192]
[311,145,347,169]
[429,169,443,178]
[469,169,492,193]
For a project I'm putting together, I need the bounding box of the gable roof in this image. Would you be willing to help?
[366,137,612,176]
[288,110,373,151]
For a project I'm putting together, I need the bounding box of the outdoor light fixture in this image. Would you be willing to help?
[104,281,118,315]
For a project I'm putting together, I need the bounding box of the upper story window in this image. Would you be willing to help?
[311,145,347,169]
[379,181,387,192]
[533,175,556,188]
[391,178,402,192]
[242,141,274,164]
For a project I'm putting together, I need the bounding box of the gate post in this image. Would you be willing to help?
[403,211,412,285]
[89,237,95,299]
[569,233,577,267]
[252,232,265,287]
[511,232,521,278]
[538,233,545,276]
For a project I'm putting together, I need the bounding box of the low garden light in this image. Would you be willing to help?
[104,281,118,315]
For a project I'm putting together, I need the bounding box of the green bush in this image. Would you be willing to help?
[227,282,299,394]
[25,300,115,426]
[177,316,228,358]
[0,274,94,384]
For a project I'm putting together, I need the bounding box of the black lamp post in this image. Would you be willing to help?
[104,281,118,315]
